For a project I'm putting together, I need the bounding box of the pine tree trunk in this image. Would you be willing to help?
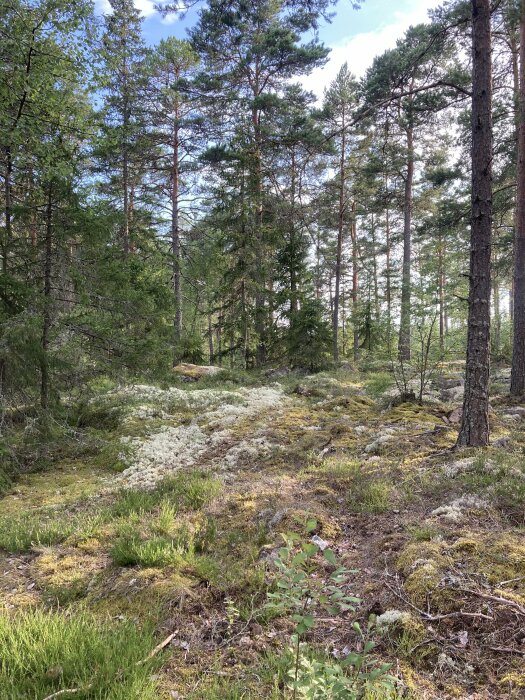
[398,120,414,361]
[438,242,445,351]
[333,118,346,362]
[511,0,525,396]
[0,147,12,395]
[122,90,131,256]
[351,200,359,362]
[252,100,266,367]
[510,26,520,323]
[41,187,53,410]
[172,114,182,360]
[457,0,493,447]
[385,196,392,344]
[290,148,298,317]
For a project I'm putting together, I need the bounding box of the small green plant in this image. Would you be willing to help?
[266,521,394,699]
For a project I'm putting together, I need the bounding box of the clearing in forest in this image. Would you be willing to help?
[1,367,525,699]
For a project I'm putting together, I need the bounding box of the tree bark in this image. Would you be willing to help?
[332,113,346,362]
[350,200,359,362]
[511,0,525,396]
[172,108,182,360]
[457,0,493,447]
[398,119,414,361]
[438,240,445,351]
[41,186,53,410]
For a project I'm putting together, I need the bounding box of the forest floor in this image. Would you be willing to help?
[1,366,525,699]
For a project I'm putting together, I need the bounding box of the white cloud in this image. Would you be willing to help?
[302,0,439,99]
[134,0,157,17]
[94,0,157,17]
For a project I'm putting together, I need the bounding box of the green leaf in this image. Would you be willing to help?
[305,518,317,533]
[323,548,337,565]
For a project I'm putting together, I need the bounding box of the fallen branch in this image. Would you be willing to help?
[489,646,525,657]
[384,580,493,621]
[136,632,176,665]
[459,588,525,616]
[42,689,81,700]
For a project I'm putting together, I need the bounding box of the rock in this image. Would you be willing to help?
[504,406,525,417]
[264,367,291,379]
[441,384,464,402]
[436,377,463,390]
[173,363,223,380]
[493,436,511,448]
[364,434,394,454]
[293,384,312,396]
[269,509,287,528]
[311,535,329,551]
[447,407,462,423]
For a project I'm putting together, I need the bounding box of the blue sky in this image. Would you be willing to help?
[95,0,439,94]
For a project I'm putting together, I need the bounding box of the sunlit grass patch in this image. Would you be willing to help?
[111,471,222,518]
[0,608,160,699]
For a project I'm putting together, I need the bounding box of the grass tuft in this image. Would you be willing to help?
[0,608,160,699]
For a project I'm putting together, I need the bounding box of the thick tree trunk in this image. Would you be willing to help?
[333,119,346,362]
[511,0,525,396]
[510,26,520,323]
[457,0,493,447]
[398,121,414,361]
[370,214,380,319]
[41,187,53,410]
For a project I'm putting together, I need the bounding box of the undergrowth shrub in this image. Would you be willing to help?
[0,609,160,699]
[266,522,395,699]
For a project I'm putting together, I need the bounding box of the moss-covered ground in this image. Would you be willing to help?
[1,367,524,698]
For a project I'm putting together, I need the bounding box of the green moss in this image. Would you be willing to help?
[397,541,454,610]
[31,549,104,606]
[387,403,441,426]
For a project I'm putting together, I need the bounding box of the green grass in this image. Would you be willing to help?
[0,507,104,553]
[0,609,161,699]
[112,471,222,518]
[0,510,76,552]
[365,372,395,398]
[408,525,439,542]
[110,526,187,567]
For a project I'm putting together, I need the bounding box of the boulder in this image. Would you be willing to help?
[264,367,291,379]
[173,363,223,381]
[437,377,463,390]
